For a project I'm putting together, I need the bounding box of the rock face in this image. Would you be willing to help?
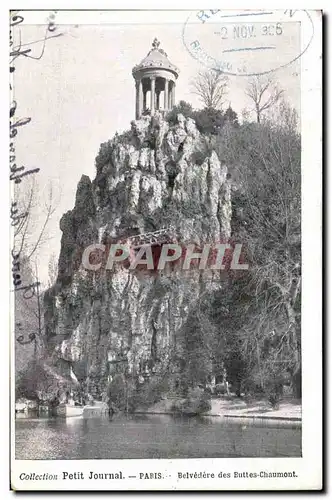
[44,113,232,398]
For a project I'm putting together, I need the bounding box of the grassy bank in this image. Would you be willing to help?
[135,396,301,421]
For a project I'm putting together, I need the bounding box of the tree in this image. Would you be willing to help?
[224,105,239,126]
[194,107,225,136]
[165,99,238,137]
[231,110,300,397]
[15,257,41,372]
[16,360,57,402]
[15,358,75,404]
[13,179,58,262]
[204,102,301,399]
[191,70,228,110]
[13,180,60,378]
[245,76,284,123]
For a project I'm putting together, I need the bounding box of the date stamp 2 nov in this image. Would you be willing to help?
[182,9,314,76]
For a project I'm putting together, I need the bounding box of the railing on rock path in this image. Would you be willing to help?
[126,226,176,249]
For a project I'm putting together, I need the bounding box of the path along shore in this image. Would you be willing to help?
[135,397,302,422]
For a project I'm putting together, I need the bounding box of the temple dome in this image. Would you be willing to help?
[132,38,179,79]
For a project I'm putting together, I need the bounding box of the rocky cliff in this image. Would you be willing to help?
[44,113,232,398]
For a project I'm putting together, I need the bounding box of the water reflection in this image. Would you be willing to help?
[15,414,301,460]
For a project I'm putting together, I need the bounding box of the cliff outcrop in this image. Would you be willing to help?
[44,113,232,398]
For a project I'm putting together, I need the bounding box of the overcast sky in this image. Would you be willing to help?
[12,12,300,284]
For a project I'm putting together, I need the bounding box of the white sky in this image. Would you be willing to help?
[12,12,300,284]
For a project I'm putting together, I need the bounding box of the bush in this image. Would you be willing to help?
[190,149,207,166]
[106,374,170,412]
[128,376,170,411]
[95,140,113,171]
[190,138,214,166]
[117,129,132,145]
[194,107,225,135]
[95,129,132,172]
[166,101,238,137]
[166,100,195,125]
[106,374,127,410]
[214,383,228,395]
[16,361,64,403]
[171,387,211,416]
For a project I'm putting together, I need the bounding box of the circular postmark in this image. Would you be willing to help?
[182,9,314,76]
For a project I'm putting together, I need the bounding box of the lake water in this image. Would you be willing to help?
[15,414,301,460]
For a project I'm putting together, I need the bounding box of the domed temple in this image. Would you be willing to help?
[132,38,179,119]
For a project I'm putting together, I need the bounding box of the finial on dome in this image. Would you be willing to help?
[152,38,160,49]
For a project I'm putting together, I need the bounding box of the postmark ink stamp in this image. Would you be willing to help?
[182,9,314,76]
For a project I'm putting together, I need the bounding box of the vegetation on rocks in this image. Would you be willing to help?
[166,100,238,135]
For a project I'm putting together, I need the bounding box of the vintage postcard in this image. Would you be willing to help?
[10,8,322,491]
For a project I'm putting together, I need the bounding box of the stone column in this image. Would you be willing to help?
[143,91,147,112]
[150,77,156,115]
[172,83,176,108]
[138,79,143,117]
[156,91,160,111]
[164,78,169,111]
[168,81,173,109]
[135,80,140,120]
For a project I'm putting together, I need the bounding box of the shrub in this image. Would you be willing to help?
[190,150,207,166]
[166,100,195,125]
[190,138,214,166]
[95,140,113,171]
[117,129,132,145]
[106,374,170,412]
[95,129,132,172]
[194,107,225,135]
[224,106,239,127]
[106,374,127,410]
[166,102,238,137]
[128,376,170,411]
[171,387,211,416]
[16,361,65,403]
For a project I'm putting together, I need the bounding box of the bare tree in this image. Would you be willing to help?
[245,76,284,123]
[236,107,301,396]
[13,179,61,371]
[191,70,228,110]
[268,98,299,132]
[212,103,301,397]
[241,107,250,123]
[13,179,59,262]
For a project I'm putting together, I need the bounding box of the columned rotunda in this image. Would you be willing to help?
[132,38,179,119]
